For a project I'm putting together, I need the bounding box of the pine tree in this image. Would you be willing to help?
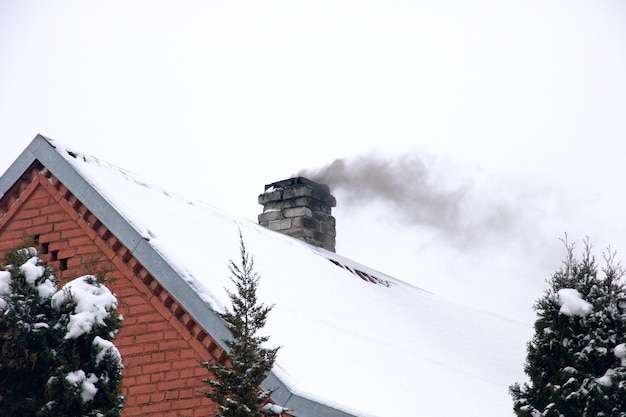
[202,234,281,417]
[510,238,626,417]
[0,247,123,417]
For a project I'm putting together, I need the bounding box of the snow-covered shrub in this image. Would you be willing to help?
[0,247,123,417]
[510,238,626,417]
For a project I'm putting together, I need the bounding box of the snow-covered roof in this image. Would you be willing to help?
[0,135,532,417]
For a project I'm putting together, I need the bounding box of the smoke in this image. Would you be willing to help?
[298,150,584,321]
[299,151,557,250]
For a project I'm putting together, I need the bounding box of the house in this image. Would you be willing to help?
[0,135,531,417]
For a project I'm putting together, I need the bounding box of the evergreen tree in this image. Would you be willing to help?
[202,235,281,417]
[0,247,123,417]
[510,238,626,417]
[42,274,124,417]
[0,248,58,416]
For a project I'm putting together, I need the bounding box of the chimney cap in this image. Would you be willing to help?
[259,177,337,207]
[262,176,336,207]
[264,176,328,193]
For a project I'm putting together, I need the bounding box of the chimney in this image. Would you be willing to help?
[258,177,337,252]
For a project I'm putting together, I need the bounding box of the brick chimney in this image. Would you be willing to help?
[258,177,337,252]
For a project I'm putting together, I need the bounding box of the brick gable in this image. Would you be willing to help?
[0,164,224,416]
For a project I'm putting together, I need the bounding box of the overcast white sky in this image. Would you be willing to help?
[1,0,625,322]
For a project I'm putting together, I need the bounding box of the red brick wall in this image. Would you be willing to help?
[0,165,222,417]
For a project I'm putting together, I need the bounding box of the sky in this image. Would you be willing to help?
[1,0,625,323]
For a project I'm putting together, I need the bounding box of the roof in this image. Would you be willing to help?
[0,135,532,417]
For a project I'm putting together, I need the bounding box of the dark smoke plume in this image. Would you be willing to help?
[298,151,536,249]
